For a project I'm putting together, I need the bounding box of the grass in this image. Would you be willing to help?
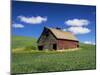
[12,36,37,49]
[11,36,96,74]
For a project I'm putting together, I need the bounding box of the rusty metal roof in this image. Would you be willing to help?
[47,27,78,41]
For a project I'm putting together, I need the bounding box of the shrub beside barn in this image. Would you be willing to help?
[37,27,79,50]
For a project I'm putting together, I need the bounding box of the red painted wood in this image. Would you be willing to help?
[57,39,78,50]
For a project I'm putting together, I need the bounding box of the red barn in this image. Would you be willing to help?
[37,27,79,50]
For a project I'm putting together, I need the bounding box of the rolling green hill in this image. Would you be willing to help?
[12,36,37,49]
[11,36,96,74]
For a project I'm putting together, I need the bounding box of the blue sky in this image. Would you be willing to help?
[12,1,96,44]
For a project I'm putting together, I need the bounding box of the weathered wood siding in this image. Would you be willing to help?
[57,39,79,50]
[38,29,57,50]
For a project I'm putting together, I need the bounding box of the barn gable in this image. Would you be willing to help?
[38,27,57,50]
[37,27,57,44]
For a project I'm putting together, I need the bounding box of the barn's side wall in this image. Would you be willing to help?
[57,39,79,50]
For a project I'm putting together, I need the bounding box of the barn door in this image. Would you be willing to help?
[38,45,43,50]
[53,44,57,50]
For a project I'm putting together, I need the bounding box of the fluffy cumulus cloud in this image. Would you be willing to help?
[64,18,91,35]
[68,27,91,34]
[13,23,24,28]
[65,19,90,26]
[18,16,47,24]
[84,41,95,45]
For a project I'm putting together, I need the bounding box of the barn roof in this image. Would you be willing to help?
[46,27,78,41]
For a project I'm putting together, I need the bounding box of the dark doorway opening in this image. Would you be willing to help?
[77,44,79,48]
[53,44,57,50]
[38,45,43,50]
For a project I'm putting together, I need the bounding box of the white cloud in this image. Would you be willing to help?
[65,19,90,26]
[18,16,47,24]
[62,29,67,31]
[84,41,95,45]
[68,27,91,34]
[13,23,24,28]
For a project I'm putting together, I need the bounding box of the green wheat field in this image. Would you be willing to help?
[11,36,96,74]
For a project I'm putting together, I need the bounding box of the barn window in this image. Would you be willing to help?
[45,33,49,37]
